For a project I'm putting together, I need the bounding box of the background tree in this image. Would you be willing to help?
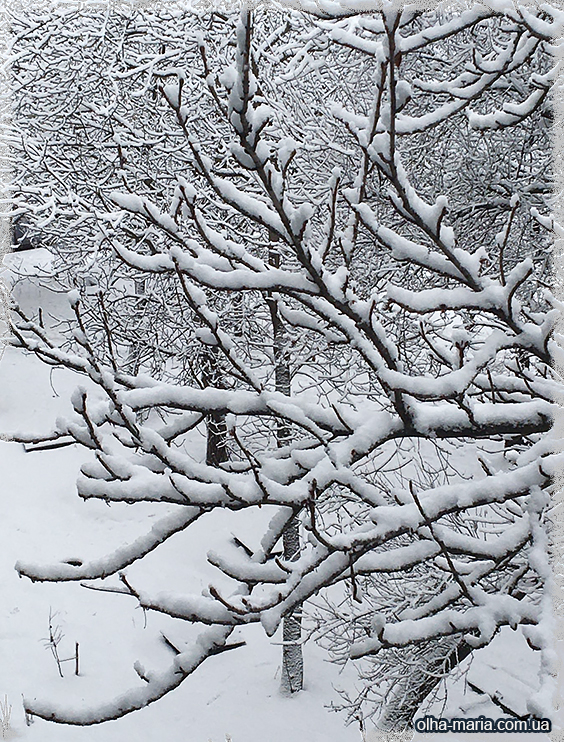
[6,1,562,731]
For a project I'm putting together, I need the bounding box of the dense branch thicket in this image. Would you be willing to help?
[5,1,562,730]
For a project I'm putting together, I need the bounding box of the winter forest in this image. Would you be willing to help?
[0,1,562,740]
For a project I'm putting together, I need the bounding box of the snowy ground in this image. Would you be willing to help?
[0,257,557,742]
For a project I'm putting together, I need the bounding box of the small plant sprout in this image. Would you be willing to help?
[0,695,11,738]
[42,609,80,678]
[43,609,64,678]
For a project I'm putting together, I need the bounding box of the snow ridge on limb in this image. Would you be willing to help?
[15,507,201,582]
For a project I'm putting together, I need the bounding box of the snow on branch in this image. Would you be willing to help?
[24,626,236,725]
[16,507,201,582]
[6,1,559,728]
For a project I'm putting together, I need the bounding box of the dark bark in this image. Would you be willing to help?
[201,345,229,467]
[280,511,303,694]
[268,236,303,694]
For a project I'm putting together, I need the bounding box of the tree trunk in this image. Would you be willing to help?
[268,237,303,694]
[201,344,228,467]
[280,511,303,694]
[375,638,473,732]
[126,279,146,376]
